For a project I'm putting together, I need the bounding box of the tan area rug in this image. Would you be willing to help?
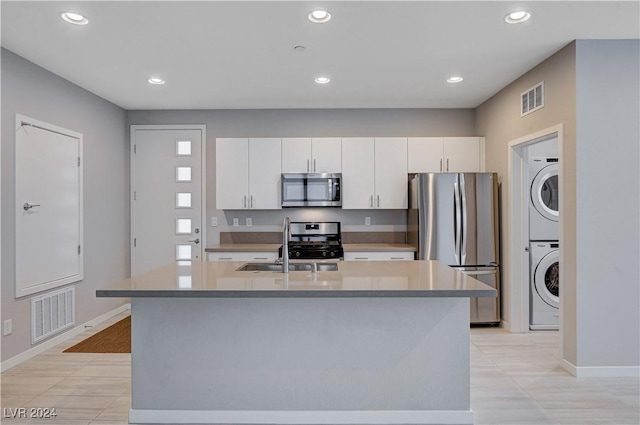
[64,316,131,353]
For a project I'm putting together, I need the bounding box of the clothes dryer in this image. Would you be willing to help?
[529,157,559,241]
[530,241,559,330]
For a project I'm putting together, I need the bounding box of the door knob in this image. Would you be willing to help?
[23,203,41,211]
[188,238,200,244]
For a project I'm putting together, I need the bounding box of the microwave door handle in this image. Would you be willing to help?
[328,179,333,201]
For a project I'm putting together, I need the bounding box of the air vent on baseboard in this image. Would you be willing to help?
[31,286,75,344]
[521,81,544,116]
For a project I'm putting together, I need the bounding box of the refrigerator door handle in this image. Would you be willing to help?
[460,173,468,265]
[459,269,497,276]
[453,178,461,265]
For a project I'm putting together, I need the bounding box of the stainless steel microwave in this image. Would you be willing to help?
[281,173,341,207]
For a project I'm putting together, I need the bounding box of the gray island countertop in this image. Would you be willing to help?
[97,260,496,298]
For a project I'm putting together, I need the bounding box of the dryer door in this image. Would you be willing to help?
[531,163,559,222]
[534,250,560,308]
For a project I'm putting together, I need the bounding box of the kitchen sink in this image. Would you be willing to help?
[236,262,339,272]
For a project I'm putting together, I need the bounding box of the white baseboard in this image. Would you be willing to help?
[1,303,131,372]
[561,359,640,378]
[129,409,474,424]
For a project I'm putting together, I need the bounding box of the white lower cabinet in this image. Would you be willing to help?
[207,252,279,262]
[344,252,415,261]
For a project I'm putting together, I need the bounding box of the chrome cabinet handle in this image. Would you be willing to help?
[243,195,247,209]
[446,158,450,171]
[313,159,317,172]
[370,195,373,208]
[251,195,254,208]
[377,195,380,208]
[440,159,443,172]
[188,238,200,244]
[23,203,41,211]
[307,159,310,172]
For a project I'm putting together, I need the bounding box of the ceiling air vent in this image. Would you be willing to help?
[521,81,544,116]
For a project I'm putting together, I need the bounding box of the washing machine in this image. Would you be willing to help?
[529,157,559,241]
[530,241,559,330]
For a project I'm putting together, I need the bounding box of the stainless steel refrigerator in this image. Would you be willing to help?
[408,173,500,324]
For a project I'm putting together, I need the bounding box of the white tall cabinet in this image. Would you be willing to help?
[216,138,281,209]
[281,138,342,173]
[408,137,482,173]
[342,137,408,209]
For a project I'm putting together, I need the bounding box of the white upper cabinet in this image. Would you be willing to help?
[408,137,482,173]
[216,138,281,210]
[443,137,481,172]
[342,137,408,209]
[282,137,341,173]
[341,138,376,209]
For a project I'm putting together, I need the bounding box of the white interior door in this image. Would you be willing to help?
[15,116,83,298]
[132,126,205,276]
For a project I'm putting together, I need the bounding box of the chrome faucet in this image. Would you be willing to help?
[282,217,290,273]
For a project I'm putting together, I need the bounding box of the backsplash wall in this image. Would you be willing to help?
[127,108,476,246]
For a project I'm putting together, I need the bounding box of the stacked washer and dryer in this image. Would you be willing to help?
[528,141,560,330]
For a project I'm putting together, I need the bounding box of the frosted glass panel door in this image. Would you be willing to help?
[132,126,204,276]
[15,116,83,298]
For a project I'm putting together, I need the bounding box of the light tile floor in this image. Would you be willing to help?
[1,312,638,425]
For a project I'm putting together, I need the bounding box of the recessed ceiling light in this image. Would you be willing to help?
[314,76,331,84]
[60,12,89,25]
[447,76,464,84]
[505,10,531,24]
[148,77,165,85]
[308,10,331,23]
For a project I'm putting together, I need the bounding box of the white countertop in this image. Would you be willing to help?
[97,260,495,298]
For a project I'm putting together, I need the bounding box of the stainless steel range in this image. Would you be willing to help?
[279,222,344,260]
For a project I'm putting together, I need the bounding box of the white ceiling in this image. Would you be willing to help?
[2,1,638,110]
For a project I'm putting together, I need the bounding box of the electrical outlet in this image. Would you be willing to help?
[246,217,253,227]
[211,217,218,227]
[3,319,12,336]
[365,216,371,226]
[233,218,239,227]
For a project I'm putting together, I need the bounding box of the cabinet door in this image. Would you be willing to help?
[443,137,480,172]
[311,138,342,173]
[249,138,281,209]
[341,138,375,209]
[208,252,278,262]
[374,138,408,209]
[281,138,312,173]
[216,138,248,209]
[407,137,444,173]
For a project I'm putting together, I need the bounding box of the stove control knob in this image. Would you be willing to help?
[330,252,335,257]
[295,252,300,257]
[323,252,327,257]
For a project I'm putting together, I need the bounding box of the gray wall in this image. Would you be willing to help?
[573,39,639,367]
[1,49,130,361]
[476,39,640,370]
[475,43,577,331]
[127,109,476,245]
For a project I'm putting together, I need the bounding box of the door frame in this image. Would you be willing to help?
[14,114,84,297]
[130,125,207,276]
[506,123,564,336]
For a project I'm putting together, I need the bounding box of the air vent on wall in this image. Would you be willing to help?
[31,286,75,344]
[521,81,544,116]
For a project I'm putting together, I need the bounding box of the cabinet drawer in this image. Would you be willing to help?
[207,252,279,262]
[344,252,415,261]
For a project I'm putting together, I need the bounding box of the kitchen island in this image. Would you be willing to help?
[97,260,495,425]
